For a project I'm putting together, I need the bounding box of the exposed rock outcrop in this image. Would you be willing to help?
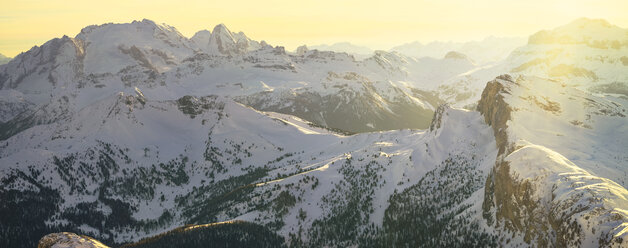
[476,74,514,155]
[429,104,449,132]
[38,232,109,248]
[478,74,628,247]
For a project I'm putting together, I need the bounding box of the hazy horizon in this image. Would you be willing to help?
[2,0,628,57]
[2,1,627,247]
[1,23,530,58]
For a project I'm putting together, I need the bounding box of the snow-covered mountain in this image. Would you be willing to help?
[391,36,526,65]
[191,24,264,56]
[1,87,500,247]
[0,20,480,134]
[1,18,627,248]
[308,42,374,60]
[0,86,485,246]
[5,74,626,248]
[0,89,33,124]
[477,75,627,247]
[510,18,628,89]
[435,18,628,108]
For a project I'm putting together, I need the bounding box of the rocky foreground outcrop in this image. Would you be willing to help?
[38,232,108,248]
[479,75,628,247]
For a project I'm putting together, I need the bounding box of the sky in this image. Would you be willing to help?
[1,0,627,57]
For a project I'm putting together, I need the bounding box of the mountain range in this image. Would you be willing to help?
[0,18,626,248]
[0,54,11,65]
[308,42,374,59]
[391,36,526,65]
[307,37,526,65]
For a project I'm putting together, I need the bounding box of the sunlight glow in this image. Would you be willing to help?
[1,0,628,57]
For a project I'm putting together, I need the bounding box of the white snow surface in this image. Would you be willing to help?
[0,18,627,247]
[0,89,496,244]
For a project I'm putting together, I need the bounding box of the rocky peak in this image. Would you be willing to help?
[191,29,211,49]
[0,35,85,90]
[374,50,411,64]
[78,19,161,39]
[38,232,108,248]
[72,19,194,74]
[212,23,230,34]
[478,74,628,247]
[477,74,514,155]
[204,23,262,55]
[429,104,450,132]
[207,24,237,55]
[296,45,309,56]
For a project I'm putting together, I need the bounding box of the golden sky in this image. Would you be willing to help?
[1,0,627,57]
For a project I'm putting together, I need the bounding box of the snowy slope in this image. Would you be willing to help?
[1,18,627,248]
[0,88,498,247]
[0,89,34,123]
[439,18,628,108]
[508,18,628,89]
[503,76,627,186]
[76,19,195,75]
[478,75,628,247]
[0,20,484,135]
[308,42,374,60]
[2,18,625,129]
[391,36,526,65]
[2,77,626,248]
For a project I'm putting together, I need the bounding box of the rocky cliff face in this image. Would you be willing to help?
[38,232,108,248]
[0,90,500,247]
[0,20,481,138]
[3,18,628,248]
[478,74,628,247]
[476,74,514,155]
